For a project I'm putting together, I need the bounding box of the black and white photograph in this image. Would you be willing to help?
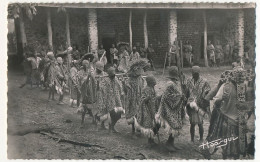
[6,1,257,160]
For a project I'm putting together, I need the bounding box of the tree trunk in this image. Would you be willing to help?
[129,10,132,50]
[46,8,53,50]
[88,9,98,53]
[203,10,209,67]
[237,9,244,58]
[19,12,27,49]
[66,12,71,47]
[143,11,148,49]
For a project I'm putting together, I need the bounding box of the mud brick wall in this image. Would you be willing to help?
[23,7,255,66]
[244,9,256,46]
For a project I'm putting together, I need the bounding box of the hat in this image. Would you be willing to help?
[82,60,89,66]
[133,46,137,50]
[167,66,179,79]
[57,57,63,62]
[96,61,104,71]
[107,67,116,77]
[128,59,150,77]
[146,75,156,86]
[192,66,200,73]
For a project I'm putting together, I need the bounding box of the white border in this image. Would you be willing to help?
[1,0,259,162]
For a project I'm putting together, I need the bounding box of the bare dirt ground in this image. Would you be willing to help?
[7,66,255,159]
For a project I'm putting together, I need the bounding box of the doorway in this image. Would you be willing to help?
[102,37,116,64]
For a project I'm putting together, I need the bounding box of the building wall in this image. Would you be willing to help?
[23,7,255,66]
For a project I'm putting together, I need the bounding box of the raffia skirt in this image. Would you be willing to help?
[206,108,240,157]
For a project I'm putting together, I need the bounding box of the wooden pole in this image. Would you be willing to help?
[66,12,71,47]
[180,40,183,68]
[203,10,209,67]
[19,12,27,49]
[144,10,148,49]
[129,10,132,50]
[47,8,53,50]
[176,41,181,70]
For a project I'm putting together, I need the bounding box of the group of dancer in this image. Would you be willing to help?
[21,44,255,159]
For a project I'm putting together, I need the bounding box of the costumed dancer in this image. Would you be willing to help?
[78,60,97,126]
[186,66,211,142]
[97,67,125,133]
[203,67,254,159]
[124,59,149,137]
[155,66,187,151]
[134,75,160,145]
[94,61,108,129]
[69,60,80,108]
[46,52,57,101]
[55,57,68,105]
[27,48,42,88]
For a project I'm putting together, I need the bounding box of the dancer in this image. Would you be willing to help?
[69,60,80,108]
[155,66,187,151]
[55,57,68,105]
[186,66,211,142]
[124,59,149,137]
[97,67,124,133]
[134,75,160,145]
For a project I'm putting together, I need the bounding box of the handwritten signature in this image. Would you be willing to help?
[199,136,238,149]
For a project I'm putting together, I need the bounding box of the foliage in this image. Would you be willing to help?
[8,3,37,20]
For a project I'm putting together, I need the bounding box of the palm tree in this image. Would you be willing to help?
[8,3,37,49]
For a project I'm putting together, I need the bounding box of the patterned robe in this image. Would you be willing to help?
[46,60,57,87]
[124,76,145,123]
[69,66,79,100]
[206,82,240,157]
[135,86,160,137]
[55,64,68,94]
[79,68,96,105]
[95,72,108,117]
[155,80,186,136]
[186,77,211,124]
[98,77,123,117]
